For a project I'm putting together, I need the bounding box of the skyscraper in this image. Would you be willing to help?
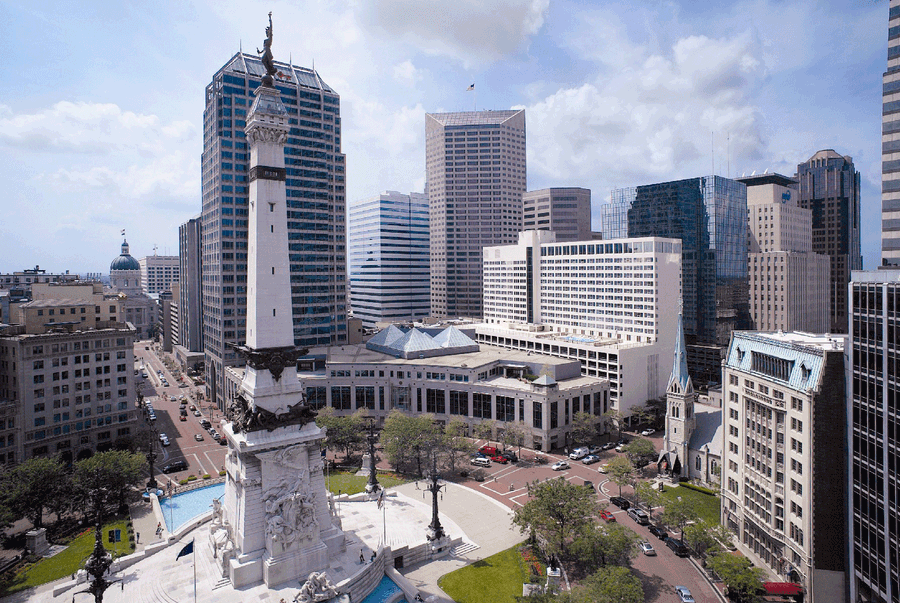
[425,110,526,319]
[178,216,202,352]
[138,255,179,295]
[605,176,749,384]
[522,187,591,242]
[848,269,900,603]
[795,150,862,333]
[347,191,430,328]
[883,0,900,266]
[202,53,347,410]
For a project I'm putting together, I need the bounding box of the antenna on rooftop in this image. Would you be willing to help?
[153,244,158,256]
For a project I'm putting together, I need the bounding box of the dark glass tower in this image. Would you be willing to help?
[201,53,347,410]
[606,176,749,384]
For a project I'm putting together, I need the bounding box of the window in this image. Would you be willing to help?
[426,389,445,414]
[533,401,543,429]
[330,386,351,410]
[550,401,558,429]
[355,386,375,410]
[449,391,467,415]
[791,397,803,411]
[473,393,491,419]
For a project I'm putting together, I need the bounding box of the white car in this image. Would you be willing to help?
[675,586,694,603]
[568,447,589,460]
[159,432,168,442]
[551,460,570,471]
[640,428,655,436]
[638,541,656,556]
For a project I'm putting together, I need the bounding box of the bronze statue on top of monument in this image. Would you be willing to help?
[257,11,276,86]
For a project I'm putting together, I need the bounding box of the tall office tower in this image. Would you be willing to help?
[178,216,202,352]
[138,255,179,295]
[202,53,347,410]
[883,0,900,266]
[347,191,430,328]
[795,150,862,333]
[722,331,848,603]
[848,269,900,603]
[522,187,591,242]
[605,176,749,384]
[738,173,830,333]
[425,110,526,320]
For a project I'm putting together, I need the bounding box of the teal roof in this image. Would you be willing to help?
[110,240,140,272]
[725,332,828,392]
[668,313,693,393]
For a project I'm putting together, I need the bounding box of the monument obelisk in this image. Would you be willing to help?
[213,13,345,589]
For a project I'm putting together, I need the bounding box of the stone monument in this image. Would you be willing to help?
[215,14,345,589]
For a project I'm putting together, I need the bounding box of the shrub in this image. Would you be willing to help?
[680,482,717,496]
[178,479,190,485]
[219,470,226,476]
[187,475,197,482]
[203,474,211,480]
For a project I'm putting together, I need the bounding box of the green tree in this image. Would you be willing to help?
[570,412,598,448]
[633,481,661,517]
[570,523,636,573]
[472,419,496,445]
[605,456,634,497]
[513,478,596,560]
[661,495,700,541]
[602,409,625,441]
[316,407,367,463]
[73,450,147,518]
[628,405,652,429]
[623,437,656,469]
[706,552,766,603]
[571,566,644,603]
[0,456,68,529]
[381,410,441,477]
[644,396,666,425]
[442,417,475,473]
[501,421,527,454]
[683,520,722,558]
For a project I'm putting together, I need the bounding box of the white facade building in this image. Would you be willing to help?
[721,331,848,602]
[348,191,430,328]
[138,255,179,295]
[739,174,829,333]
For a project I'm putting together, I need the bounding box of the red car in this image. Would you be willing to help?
[600,511,616,523]
[479,445,499,456]
[491,455,509,464]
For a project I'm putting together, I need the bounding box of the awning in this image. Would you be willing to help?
[763,583,803,596]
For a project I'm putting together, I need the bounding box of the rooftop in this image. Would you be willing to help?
[217,52,336,93]
[426,109,523,127]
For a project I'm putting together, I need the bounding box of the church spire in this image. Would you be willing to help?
[668,311,692,393]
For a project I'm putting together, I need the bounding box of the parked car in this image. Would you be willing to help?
[615,443,627,452]
[194,410,202,417]
[551,460,570,471]
[598,463,609,474]
[627,508,650,525]
[581,454,600,465]
[599,510,616,523]
[189,404,196,411]
[200,419,211,428]
[160,435,170,447]
[194,433,204,441]
[638,541,656,556]
[601,442,616,450]
[588,445,603,454]
[211,432,222,442]
[159,432,168,442]
[640,428,656,436]
[666,538,690,557]
[162,460,188,473]
[609,496,630,510]
[491,455,509,464]
[479,445,499,456]
[675,586,695,603]
[648,524,668,540]
[568,447,589,460]
[500,450,518,462]
[471,457,491,467]
[219,437,227,446]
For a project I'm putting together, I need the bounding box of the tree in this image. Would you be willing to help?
[623,437,656,469]
[501,421,527,454]
[706,552,766,603]
[602,409,625,440]
[513,477,596,560]
[644,396,666,425]
[316,407,367,463]
[73,450,147,517]
[442,418,475,473]
[661,495,700,541]
[628,405,652,429]
[0,456,68,529]
[571,566,643,603]
[605,456,634,497]
[380,410,441,477]
[570,412,597,447]
[570,522,635,574]
[683,520,722,558]
[472,419,496,444]
[633,481,661,517]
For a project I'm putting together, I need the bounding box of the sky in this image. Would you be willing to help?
[0,0,889,274]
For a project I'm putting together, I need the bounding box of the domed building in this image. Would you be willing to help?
[109,239,157,339]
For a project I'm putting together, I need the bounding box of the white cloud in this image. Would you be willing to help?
[393,60,423,86]
[49,151,199,200]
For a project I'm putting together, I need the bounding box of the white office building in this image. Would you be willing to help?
[348,191,430,328]
[138,255,179,295]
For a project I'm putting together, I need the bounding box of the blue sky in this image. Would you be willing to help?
[0,0,888,272]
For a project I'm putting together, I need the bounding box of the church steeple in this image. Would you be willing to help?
[667,311,693,395]
[663,310,697,477]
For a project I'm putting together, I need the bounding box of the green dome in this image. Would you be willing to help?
[110,240,140,272]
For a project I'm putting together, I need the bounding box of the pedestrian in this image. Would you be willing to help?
[370,551,376,563]
[136,532,140,543]
[359,550,364,564]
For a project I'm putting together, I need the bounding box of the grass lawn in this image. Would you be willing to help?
[1,519,133,596]
[659,484,721,525]
[324,471,407,496]
[439,545,530,603]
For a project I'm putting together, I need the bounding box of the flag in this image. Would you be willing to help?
[466,83,474,91]
[376,488,385,509]
[176,539,194,560]
[120,229,126,236]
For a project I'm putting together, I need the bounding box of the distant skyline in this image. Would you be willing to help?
[0,0,888,273]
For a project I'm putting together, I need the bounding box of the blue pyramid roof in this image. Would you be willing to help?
[368,324,405,348]
[393,328,440,354]
[433,326,477,348]
[668,313,693,393]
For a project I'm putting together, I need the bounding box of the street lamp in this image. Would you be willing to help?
[423,451,446,542]
[364,418,380,494]
[141,406,158,490]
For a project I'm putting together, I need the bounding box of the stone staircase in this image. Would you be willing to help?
[450,541,479,557]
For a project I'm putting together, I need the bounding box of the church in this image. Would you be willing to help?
[657,313,723,486]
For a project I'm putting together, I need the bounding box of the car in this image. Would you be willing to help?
[568,447,589,460]
[599,510,616,523]
[194,433,204,441]
[212,432,222,442]
[588,445,603,454]
[675,586,694,603]
[470,457,491,467]
[627,508,650,525]
[179,394,186,400]
[148,412,157,421]
[162,460,188,473]
[598,463,609,474]
[160,436,170,447]
[640,428,656,436]
[490,455,509,464]
[609,496,630,510]
[500,450,518,462]
[218,437,227,446]
[179,415,187,422]
[141,372,148,379]
[159,432,168,442]
[638,541,656,556]
[648,524,668,540]
[601,442,616,450]
[200,419,211,428]
[479,445,499,456]
[581,454,600,465]
[189,404,196,411]
[666,538,690,557]
[194,410,202,417]
[551,460,570,471]
[615,443,627,452]
[170,396,177,402]
[208,428,219,437]
[145,346,150,350]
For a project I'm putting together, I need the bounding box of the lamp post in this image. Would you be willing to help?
[75,492,118,603]
[365,418,380,494]
[142,406,158,490]
[424,451,446,541]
